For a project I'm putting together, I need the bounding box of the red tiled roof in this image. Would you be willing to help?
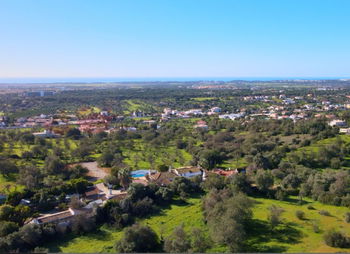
[37,210,74,224]
[211,169,236,177]
[150,171,177,186]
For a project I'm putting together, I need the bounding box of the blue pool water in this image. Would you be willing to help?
[131,170,153,178]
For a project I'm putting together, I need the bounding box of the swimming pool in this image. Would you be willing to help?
[131,170,155,178]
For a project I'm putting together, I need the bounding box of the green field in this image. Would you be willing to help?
[43,196,350,253]
[249,196,350,253]
[290,134,350,155]
[123,100,159,114]
[0,138,80,193]
[120,139,193,169]
[279,134,312,146]
[77,106,101,116]
[1,138,79,162]
[219,157,248,169]
[44,197,207,253]
[0,174,24,193]
[192,97,217,101]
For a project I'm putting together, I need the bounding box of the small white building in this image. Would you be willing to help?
[185,109,203,115]
[100,111,109,116]
[329,120,347,127]
[210,107,221,113]
[339,128,350,134]
[33,130,60,138]
[172,166,203,178]
[219,113,244,120]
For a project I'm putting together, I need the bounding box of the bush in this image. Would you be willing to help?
[115,224,160,253]
[275,188,287,201]
[268,205,284,228]
[307,205,315,210]
[131,197,155,217]
[324,229,350,248]
[0,221,19,237]
[33,247,49,253]
[295,210,305,220]
[312,223,320,233]
[157,164,168,172]
[18,224,43,248]
[345,212,350,223]
[70,215,96,234]
[66,128,81,140]
[164,224,191,253]
[190,227,211,253]
[103,175,119,187]
[319,210,330,216]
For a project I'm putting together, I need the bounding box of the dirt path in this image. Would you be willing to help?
[75,161,110,180]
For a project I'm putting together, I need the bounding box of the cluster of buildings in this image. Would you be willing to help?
[14,114,57,128]
[156,94,350,124]
[26,165,241,226]
[25,91,55,97]
[5,91,350,132]
[135,166,239,187]
[219,113,245,120]
[9,111,114,132]
[327,119,350,134]
[28,182,127,226]
[161,107,222,121]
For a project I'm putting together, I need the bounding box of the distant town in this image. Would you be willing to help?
[0,81,350,253]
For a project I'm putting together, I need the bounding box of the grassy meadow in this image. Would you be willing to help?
[289,134,350,155]
[0,174,24,193]
[44,197,207,253]
[248,196,350,253]
[43,195,350,253]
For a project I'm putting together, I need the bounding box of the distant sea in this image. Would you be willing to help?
[0,77,349,84]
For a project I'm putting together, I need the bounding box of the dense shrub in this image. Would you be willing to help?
[324,230,350,248]
[0,221,18,237]
[312,223,321,233]
[268,205,284,228]
[164,224,191,253]
[345,212,350,223]
[319,210,330,216]
[307,205,315,210]
[295,210,305,220]
[115,224,160,253]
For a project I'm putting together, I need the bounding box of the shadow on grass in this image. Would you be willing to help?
[158,192,203,211]
[245,219,303,253]
[1,173,18,182]
[284,196,310,206]
[250,192,311,206]
[154,199,192,218]
[45,228,114,252]
[140,194,203,220]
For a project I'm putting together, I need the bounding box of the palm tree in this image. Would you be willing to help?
[118,167,131,190]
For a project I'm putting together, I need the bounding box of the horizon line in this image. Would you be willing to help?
[0,76,350,84]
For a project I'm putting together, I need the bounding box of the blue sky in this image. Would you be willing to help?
[0,0,350,80]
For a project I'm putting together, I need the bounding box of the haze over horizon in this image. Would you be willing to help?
[1,77,350,84]
[1,0,350,79]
